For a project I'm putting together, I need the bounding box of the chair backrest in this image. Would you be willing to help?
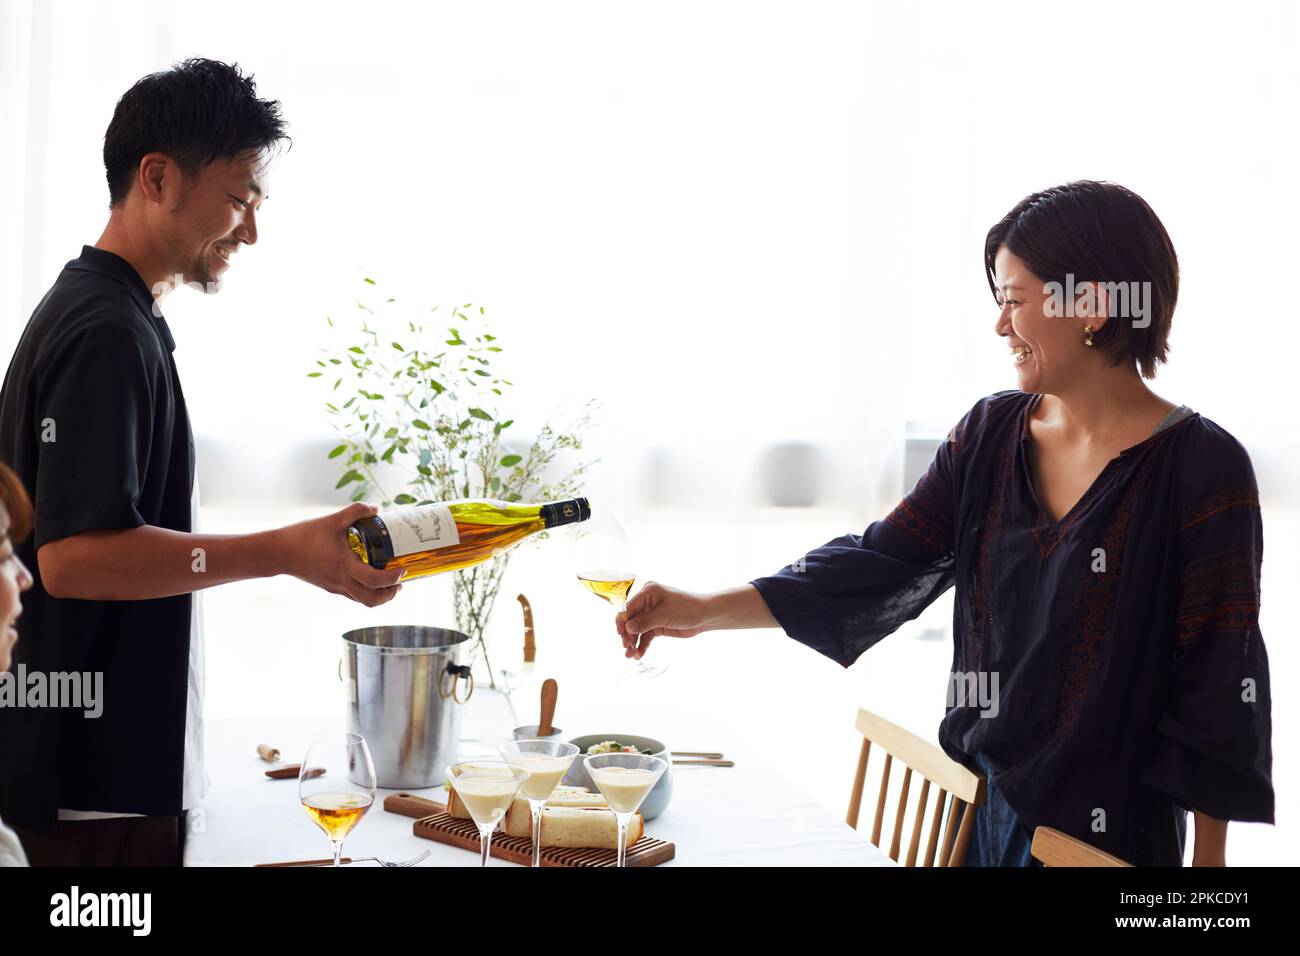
[846,707,986,866]
[1030,826,1133,867]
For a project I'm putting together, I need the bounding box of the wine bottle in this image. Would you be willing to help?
[347,497,590,582]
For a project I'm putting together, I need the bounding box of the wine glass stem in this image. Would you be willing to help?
[530,800,544,868]
[331,840,343,868]
[479,825,492,867]
[620,599,658,676]
[615,812,631,868]
[620,599,644,672]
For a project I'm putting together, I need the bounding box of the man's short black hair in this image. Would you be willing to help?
[984,180,1179,379]
[103,57,290,208]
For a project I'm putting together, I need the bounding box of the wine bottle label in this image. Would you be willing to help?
[383,504,461,557]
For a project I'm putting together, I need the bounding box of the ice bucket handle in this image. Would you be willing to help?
[440,663,474,704]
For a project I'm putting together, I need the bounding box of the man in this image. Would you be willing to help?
[0,58,404,866]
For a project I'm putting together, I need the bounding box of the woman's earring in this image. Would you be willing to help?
[1082,324,1095,347]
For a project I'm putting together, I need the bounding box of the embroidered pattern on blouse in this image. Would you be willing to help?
[1181,486,1259,531]
[885,419,966,556]
[1031,420,1187,560]
[885,464,953,556]
[1031,475,1113,559]
[965,425,1017,676]
[1054,449,1162,735]
[1175,548,1260,645]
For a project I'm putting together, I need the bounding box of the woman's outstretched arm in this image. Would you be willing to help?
[1191,812,1227,866]
[614,583,776,659]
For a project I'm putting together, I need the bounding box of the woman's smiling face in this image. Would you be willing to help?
[992,245,1092,394]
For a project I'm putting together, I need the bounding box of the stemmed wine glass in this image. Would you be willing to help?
[583,752,668,867]
[446,760,530,867]
[572,509,667,679]
[498,740,581,868]
[299,732,377,867]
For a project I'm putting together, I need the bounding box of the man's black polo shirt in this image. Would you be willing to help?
[0,245,194,831]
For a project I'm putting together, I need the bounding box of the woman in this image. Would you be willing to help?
[615,181,1273,866]
[0,461,35,866]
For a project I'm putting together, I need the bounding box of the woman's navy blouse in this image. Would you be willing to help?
[750,389,1274,865]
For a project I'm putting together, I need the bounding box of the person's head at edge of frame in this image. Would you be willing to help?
[0,462,34,674]
[102,57,290,298]
[985,180,1179,395]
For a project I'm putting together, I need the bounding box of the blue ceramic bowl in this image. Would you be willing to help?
[562,733,672,821]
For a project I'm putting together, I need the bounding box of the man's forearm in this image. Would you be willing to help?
[1191,811,1228,866]
[38,525,286,600]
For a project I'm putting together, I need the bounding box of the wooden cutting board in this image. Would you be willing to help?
[384,793,676,867]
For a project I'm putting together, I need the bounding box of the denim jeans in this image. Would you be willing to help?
[961,752,1042,867]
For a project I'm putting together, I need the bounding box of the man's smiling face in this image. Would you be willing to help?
[162,148,269,290]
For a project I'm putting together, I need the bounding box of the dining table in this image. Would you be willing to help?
[184,693,896,867]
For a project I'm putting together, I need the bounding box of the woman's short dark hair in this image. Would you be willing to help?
[103,57,290,208]
[0,463,32,543]
[984,180,1179,379]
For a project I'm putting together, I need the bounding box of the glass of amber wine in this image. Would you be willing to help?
[573,509,667,679]
[299,732,377,867]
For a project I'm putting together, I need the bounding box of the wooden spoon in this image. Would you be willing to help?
[537,678,558,736]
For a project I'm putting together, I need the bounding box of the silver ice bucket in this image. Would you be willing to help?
[341,625,474,789]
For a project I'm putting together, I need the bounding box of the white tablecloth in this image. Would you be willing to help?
[185,698,894,867]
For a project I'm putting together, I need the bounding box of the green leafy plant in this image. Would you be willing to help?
[312,277,596,689]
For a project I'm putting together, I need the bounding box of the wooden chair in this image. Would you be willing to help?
[845,707,986,866]
[1030,826,1133,867]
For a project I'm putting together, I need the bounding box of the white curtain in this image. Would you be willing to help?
[3,0,1298,514]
